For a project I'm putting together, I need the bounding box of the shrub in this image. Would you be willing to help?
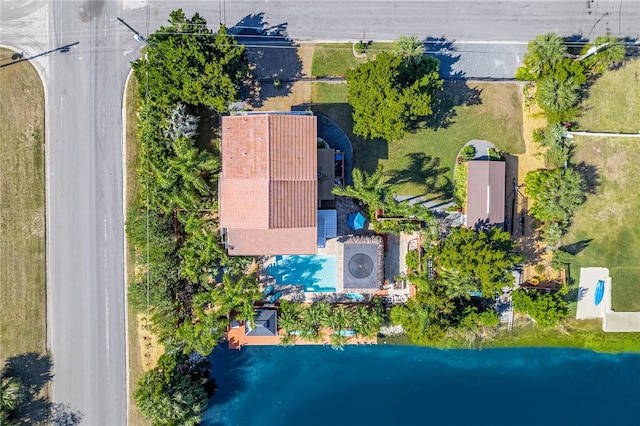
[487,147,503,160]
[453,163,467,208]
[354,41,368,55]
[512,288,568,327]
[461,145,476,161]
[534,263,546,274]
[405,250,420,271]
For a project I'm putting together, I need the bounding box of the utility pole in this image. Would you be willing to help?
[116,17,151,46]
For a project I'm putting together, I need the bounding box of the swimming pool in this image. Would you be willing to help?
[266,255,337,292]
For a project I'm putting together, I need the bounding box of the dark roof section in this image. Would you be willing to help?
[343,238,383,291]
[245,309,278,337]
[466,161,506,229]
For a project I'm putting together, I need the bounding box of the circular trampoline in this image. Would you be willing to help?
[348,253,374,279]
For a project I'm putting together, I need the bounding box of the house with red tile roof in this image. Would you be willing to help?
[219,113,322,255]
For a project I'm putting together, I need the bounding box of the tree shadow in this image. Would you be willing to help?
[560,239,593,256]
[308,103,388,175]
[2,352,82,425]
[229,13,302,108]
[574,161,600,194]
[564,34,589,58]
[420,37,482,131]
[207,345,251,407]
[387,152,452,198]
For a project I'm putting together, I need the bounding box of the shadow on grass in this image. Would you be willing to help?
[229,13,302,108]
[561,239,593,256]
[309,102,388,174]
[419,37,483,131]
[387,152,452,198]
[3,352,83,425]
[574,161,600,195]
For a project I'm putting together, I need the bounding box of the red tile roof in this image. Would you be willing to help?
[466,160,506,229]
[220,114,318,255]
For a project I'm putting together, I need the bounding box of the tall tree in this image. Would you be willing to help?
[332,166,393,210]
[346,51,442,141]
[393,35,425,64]
[438,227,522,296]
[525,168,586,224]
[134,351,208,426]
[533,122,572,168]
[132,9,248,112]
[1,374,24,423]
[517,33,567,81]
[583,36,627,73]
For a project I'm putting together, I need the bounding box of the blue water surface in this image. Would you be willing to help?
[204,345,640,426]
[266,255,336,292]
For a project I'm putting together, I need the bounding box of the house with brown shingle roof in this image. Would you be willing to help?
[465,160,506,230]
[219,113,321,255]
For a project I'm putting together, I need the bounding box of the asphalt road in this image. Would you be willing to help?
[0,1,638,425]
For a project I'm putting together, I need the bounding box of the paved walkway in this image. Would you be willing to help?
[576,267,608,319]
[566,131,640,138]
[462,139,496,159]
[577,267,640,332]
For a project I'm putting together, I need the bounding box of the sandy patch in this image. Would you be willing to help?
[136,314,164,372]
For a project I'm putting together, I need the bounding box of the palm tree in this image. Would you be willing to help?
[536,75,580,118]
[301,302,331,341]
[523,33,567,80]
[583,36,626,73]
[393,35,425,63]
[1,375,24,422]
[332,166,393,212]
[353,304,383,339]
[165,103,200,141]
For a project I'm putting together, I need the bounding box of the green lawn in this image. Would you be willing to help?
[485,319,640,353]
[562,136,640,312]
[577,58,640,132]
[311,81,524,197]
[0,49,46,359]
[311,42,393,77]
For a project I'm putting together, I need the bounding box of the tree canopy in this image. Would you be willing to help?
[512,288,568,327]
[525,168,586,225]
[132,9,248,112]
[346,51,442,141]
[438,227,522,296]
[134,351,209,426]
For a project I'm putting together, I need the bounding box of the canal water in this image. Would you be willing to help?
[203,345,640,426]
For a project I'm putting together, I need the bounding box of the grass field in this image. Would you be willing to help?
[311,42,393,77]
[0,49,46,359]
[562,136,640,312]
[577,58,640,132]
[311,81,524,197]
[380,319,640,353]
[486,319,640,353]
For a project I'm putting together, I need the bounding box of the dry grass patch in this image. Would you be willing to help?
[125,75,153,426]
[249,43,314,111]
[0,48,46,359]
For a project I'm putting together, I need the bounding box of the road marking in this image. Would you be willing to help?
[104,213,110,384]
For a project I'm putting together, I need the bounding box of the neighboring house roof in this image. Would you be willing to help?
[220,114,318,255]
[246,309,278,337]
[466,160,506,229]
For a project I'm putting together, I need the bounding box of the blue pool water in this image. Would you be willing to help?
[203,345,640,426]
[266,255,336,292]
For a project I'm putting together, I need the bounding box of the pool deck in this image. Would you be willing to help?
[227,320,377,350]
